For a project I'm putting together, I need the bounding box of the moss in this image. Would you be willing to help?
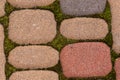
[0,0,118,80]
[48,33,79,51]
[5,63,16,79]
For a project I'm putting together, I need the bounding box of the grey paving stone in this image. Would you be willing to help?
[9,70,59,80]
[0,0,6,17]
[8,46,59,69]
[7,0,55,8]
[0,24,6,80]
[60,0,106,16]
[60,18,108,40]
[109,0,120,54]
[8,9,57,45]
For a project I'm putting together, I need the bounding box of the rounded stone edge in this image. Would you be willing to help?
[0,24,5,61]
[60,17,108,40]
[0,24,6,80]
[114,58,120,80]
[60,42,112,78]
[9,70,59,80]
[8,45,59,69]
[8,9,57,45]
[0,0,6,17]
[112,44,120,54]
[7,0,56,8]
[59,0,107,16]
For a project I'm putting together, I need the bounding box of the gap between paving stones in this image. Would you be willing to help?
[0,0,119,80]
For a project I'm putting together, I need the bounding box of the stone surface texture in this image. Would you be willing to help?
[8,46,59,69]
[115,58,120,80]
[7,0,55,8]
[0,24,6,80]
[60,0,106,16]
[9,70,59,80]
[60,18,108,40]
[60,42,112,78]
[109,0,120,54]
[8,9,56,45]
[0,0,6,17]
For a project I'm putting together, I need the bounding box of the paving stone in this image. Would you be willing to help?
[0,0,6,17]
[0,24,6,80]
[9,70,59,80]
[109,0,120,54]
[60,18,108,40]
[115,58,120,80]
[60,0,106,16]
[60,42,112,78]
[7,0,55,8]
[8,46,59,69]
[8,9,56,44]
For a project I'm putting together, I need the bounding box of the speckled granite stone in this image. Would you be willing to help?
[0,0,6,17]
[9,70,59,80]
[8,46,59,69]
[109,0,120,54]
[0,24,6,80]
[60,0,106,16]
[7,0,55,8]
[60,18,108,40]
[8,9,57,44]
[60,42,112,78]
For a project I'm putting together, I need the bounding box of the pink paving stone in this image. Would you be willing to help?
[115,58,120,80]
[60,42,112,78]
[0,24,6,80]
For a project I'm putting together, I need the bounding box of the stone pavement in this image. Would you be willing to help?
[0,24,6,80]
[0,0,120,80]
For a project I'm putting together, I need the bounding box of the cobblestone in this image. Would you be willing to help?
[8,9,57,44]
[60,18,108,40]
[7,0,55,8]
[8,46,59,69]
[60,42,112,78]
[9,70,59,80]
[0,24,6,80]
[0,0,6,17]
